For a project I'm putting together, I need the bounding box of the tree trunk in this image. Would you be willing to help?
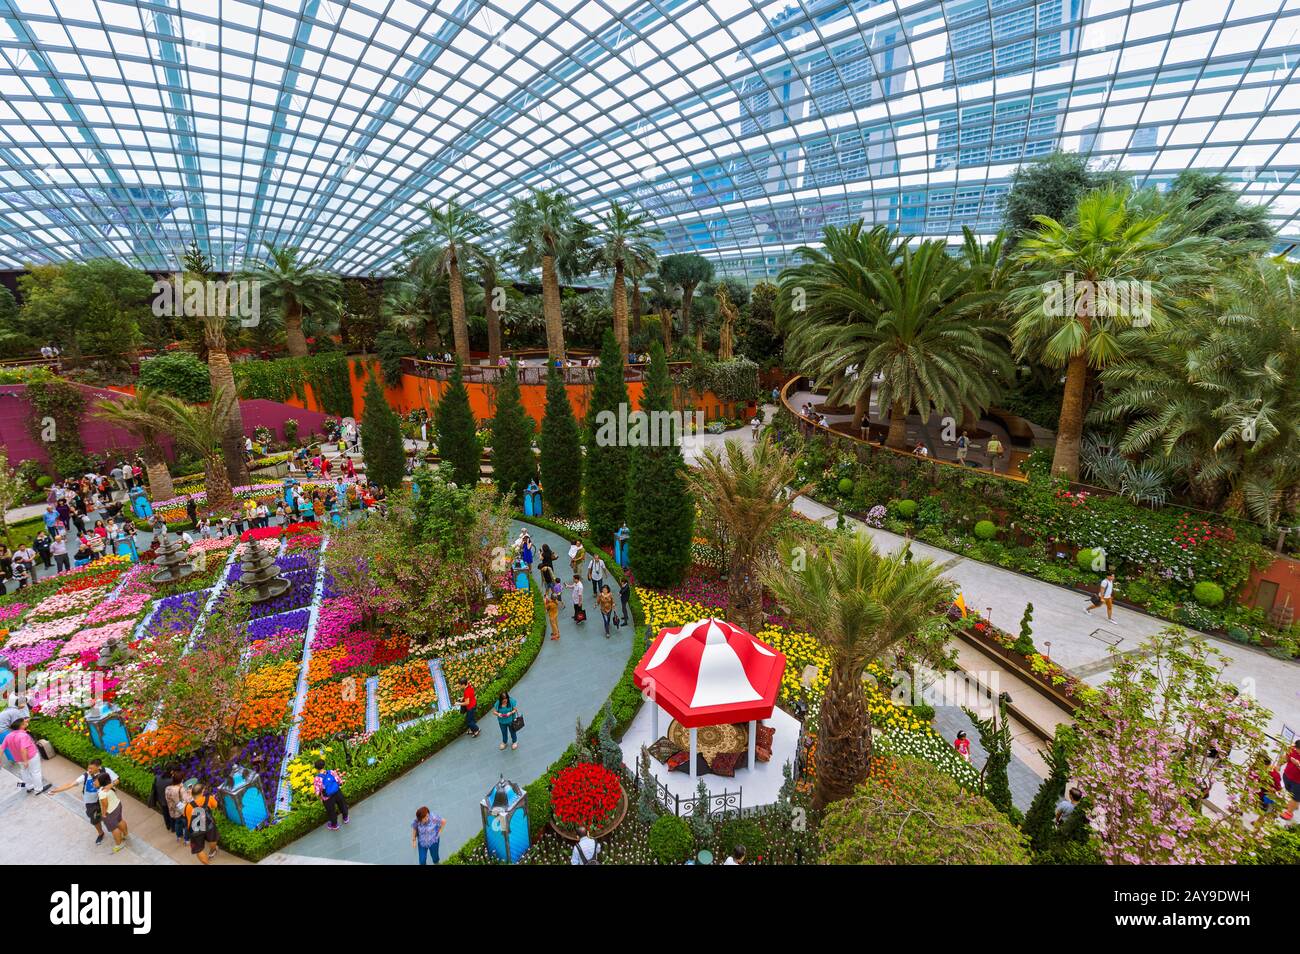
[813,663,871,811]
[204,452,234,514]
[284,298,309,357]
[681,283,697,352]
[660,308,673,352]
[727,546,762,633]
[1052,351,1089,479]
[612,261,629,361]
[205,348,249,487]
[631,281,642,336]
[484,275,501,365]
[448,254,471,366]
[541,254,565,360]
[143,446,174,503]
[886,398,909,449]
[854,390,871,429]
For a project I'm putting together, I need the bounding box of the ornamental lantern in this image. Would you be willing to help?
[84,703,131,754]
[218,765,269,829]
[614,523,630,569]
[513,559,531,591]
[523,481,543,517]
[129,486,152,519]
[480,775,530,863]
[0,662,14,698]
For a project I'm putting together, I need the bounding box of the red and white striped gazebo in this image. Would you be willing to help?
[633,618,787,777]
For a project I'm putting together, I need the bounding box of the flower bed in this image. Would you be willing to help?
[549,761,625,836]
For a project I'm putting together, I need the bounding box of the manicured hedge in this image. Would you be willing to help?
[32,580,547,862]
[445,515,648,864]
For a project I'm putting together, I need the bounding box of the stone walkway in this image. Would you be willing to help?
[283,520,633,864]
[931,706,1044,812]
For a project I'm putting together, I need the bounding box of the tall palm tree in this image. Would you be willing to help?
[1009,187,1215,478]
[781,226,1009,448]
[240,243,341,358]
[182,242,248,487]
[690,435,805,631]
[471,246,505,364]
[507,188,592,360]
[645,275,679,352]
[149,387,238,514]
[402,199,488,366]
[764,532,954,810]
[93,388,177,501]
[592,201,663,358]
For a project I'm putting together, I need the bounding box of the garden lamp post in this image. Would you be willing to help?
[480,775,530,863]
[1044,641,1051,662]
[614,523,630,569]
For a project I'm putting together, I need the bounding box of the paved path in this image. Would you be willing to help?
[932,706,1044,811]
[283,520,632,864]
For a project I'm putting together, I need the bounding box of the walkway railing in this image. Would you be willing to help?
[402,356,691,386]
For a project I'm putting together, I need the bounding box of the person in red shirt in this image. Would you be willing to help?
[953,731,971,761]
[344,457,356,479]
[459,678,479,738]
[1282,742,1300,820]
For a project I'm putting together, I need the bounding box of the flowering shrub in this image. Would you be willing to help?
[549,762,623,834]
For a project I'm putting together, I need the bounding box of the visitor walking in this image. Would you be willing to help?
[953,731,971,761]
[410,806,446,865]
[1281,738,1300,821]
[586,553,607,593]
[520,532,534,571]
[539,544,557,589]
[544,589,561,640]
[494,690,519,750]
[184,782,219,864]
[956,431,969,465]
[3,717,49,795]
[618,577,631,628]
[568,540,585,579]
[569,574,585,623]
[50,758,119,845]
[96,772,129,853]
[164,769,192,843]
[32,531,51,570]
[1055,788,1084,825]
[597,584,615,638]
[986,435,1004,472]
[1086,572,1116,621]
[459,678,480,737]
[313,759,350,830]
[570,825,601,864]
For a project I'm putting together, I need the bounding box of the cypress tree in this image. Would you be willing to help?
[627,341,693,586]
[1023,724,1077,853]
[584,328,631,543]
[360,373,405,490]
[491,359,535,505]
[434,357,479,488]
[539,363,582,516]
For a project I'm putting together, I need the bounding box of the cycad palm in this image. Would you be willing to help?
[507,188,593,360]
[764,532,955,810]
[403,199,488,365]
[241,243,340,358]
[93,388,177,501]
[1009,187,1214,478]
[690,435,804,631]
[593,201,662,358]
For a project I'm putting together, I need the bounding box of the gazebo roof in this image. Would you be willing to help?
[633,618,787,729]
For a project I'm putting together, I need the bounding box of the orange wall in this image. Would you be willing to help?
[281,356,750,426]
[1242,553,1300,616]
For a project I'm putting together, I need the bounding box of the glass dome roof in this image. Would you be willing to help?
[0,0,1297,278]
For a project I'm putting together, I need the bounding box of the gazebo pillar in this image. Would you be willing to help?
[689,727,698,779]
[748,719,757,770]
[651,703,659,742]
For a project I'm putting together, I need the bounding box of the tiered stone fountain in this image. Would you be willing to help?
[239,541,291,603]
[150,533,195,585]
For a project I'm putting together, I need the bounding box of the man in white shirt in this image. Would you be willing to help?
[50,758,118,846]
[723,844,747,865]
[570,826,600,865]
[1086,572,1116,621]
[586,554,607,592]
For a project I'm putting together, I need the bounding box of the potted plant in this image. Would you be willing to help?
[548,761,627,840]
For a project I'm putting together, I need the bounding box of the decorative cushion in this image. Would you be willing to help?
[647,737,682,764]
[756,745,772,763]
[665,751,690,772]
[756,724,775,749]
[710,752,738,777]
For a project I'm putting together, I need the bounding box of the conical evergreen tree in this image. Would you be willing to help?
[1023,724,1077,852]
[491,360,535,505]
[627,341,693,586]
[584,328,631,543]
[360,373,405,490]
[539,363,582,516]
[434,357,480,488]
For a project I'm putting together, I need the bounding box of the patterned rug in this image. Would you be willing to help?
[667,720,748,762]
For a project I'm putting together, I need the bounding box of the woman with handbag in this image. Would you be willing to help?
[494,691,520,751]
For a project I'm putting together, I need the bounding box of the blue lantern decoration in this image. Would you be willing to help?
[614,523,630,569]
[219,765,269,830]
[84,703,131,754]
[481,775,530,863]
[129,486,152,519]
[113,531,139,563]
[524,481,542,517]
[0,663,14,698]
[513,559,531,591]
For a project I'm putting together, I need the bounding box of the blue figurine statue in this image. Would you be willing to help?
[614,523,630,569]
[524,480,542,517]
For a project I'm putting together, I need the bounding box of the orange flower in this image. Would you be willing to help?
[299,680,365,741]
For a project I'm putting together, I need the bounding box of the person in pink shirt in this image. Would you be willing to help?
[953,731,971,761]
[3,717,50,795]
